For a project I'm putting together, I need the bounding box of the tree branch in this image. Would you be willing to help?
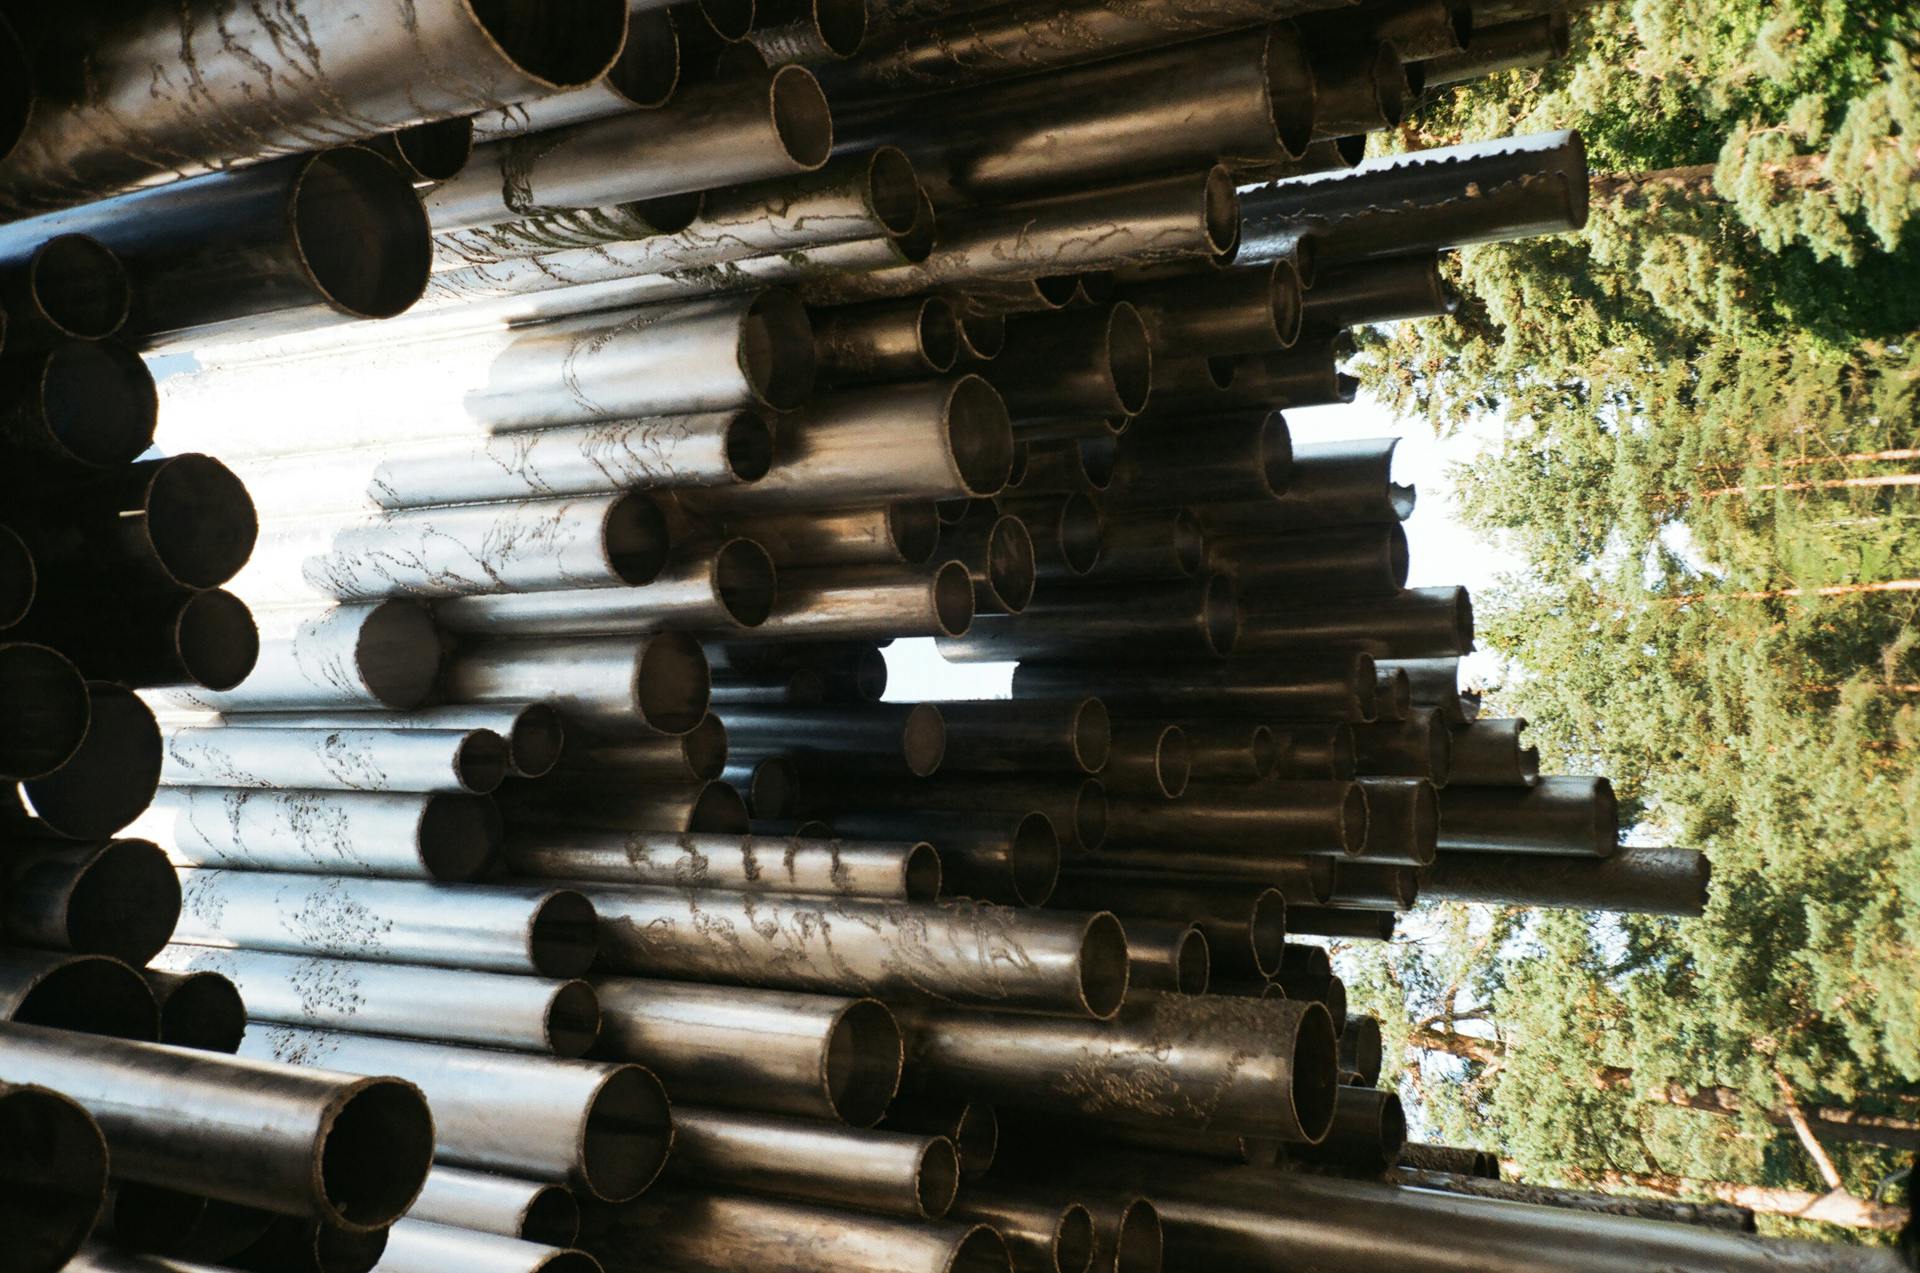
[1775,1070,1845,1191]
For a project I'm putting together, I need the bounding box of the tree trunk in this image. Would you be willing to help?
[1700,473,1920,497]
[1664,579,1920,603]
[1579,1169,1908,1232]
[1407,1026,1504,1065]
[1592,1068,1920,1152]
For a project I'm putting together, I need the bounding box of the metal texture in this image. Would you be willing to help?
[1011,654,1378,722]
[131,788,501,882]
[4,679,162,841]
[1308,43,1407,137]
[160,725,506,796]
[171,870,597,977]
[373,1219,599,1273]
[0,233,129,347]
[1210,522,1409,596]
[505,828,940,901]
[1293,1086,1406,1169]
[0,950,157,1040]
[1104,411,1292,508]
[1102,721,1191,799]
[496,776,750,835]
[800,773,1108,854]
[444,632,711,736]
[715,702,947,776]
[950,1188,1095,1273]
[1423,10,1570,86]
[587,888,1130,1017]
[237,705,563,780]
[432,541,776,637]
[1387,1167,1758,1233]
[1197,436,1411,531]
[1448,717,1539,786]
[1051,873,1287,980]
[1286,905,1395,938]
[1177,720,1280,782]
[153,946,599,1056]
[17,586,258,693]
[667,1106,959,1218]
[1239,586,1473,659]
[0,644,86,782]
[472,8,684,138]
[106,1181,278,1264]
[0,1020,429,1230]
[814,297,962,383]
[937,507,1038,615]
[1122,919,1211,995]
[939,574,1238,663]
[882,1099,999,1179]
[365,116,478,183]
[1104,779,1367,858]
[2,839,180,964]
[240,1023,671,1203]
[1346,708,1452,783]
[1379,655,1481,723]
[933,697,1111,775]
[409,1166,580,1247]
[700,502,939,570]
[1346,777,1438,866]
[985,304,1153,418]
[1437,775,1619,857]
[140,968,246,1053]
[895,993,1339,1143]
[833,809,1059,907]
[742,560,978,640]
[591,978,902,1125]
[0,1080,107,1273]
[556,714,728,782]
[0,339,162,475]
[150,600,440,715]
[1420,844,1711,916]
[1156,341,1358,412]
[1299,253,1456,331]
[1119,261,1303,357]
[1082,508,1204,584]
[1340,1014,1383,1085]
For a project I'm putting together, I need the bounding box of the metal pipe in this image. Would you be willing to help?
[1239,131,1589,267]
[226,1215,390,1273]
[950,1188,1095,1273]
[588,1189,1010,1273]
[1239,586,1473,659]
[1084,509,1204,584]
[2,839,180,964]
[1328,860,1418,908]
[895,993,1339,1143]
[1379,656,1481,723]
[0,1080,107,1273]
[241,1024,670,1204]
[986,304,1153,418]
[721,755,797,818]
[882,1099,998,1178]
[1346,708,1452,783]
[939,573,1239,663]
[1387,1167,1758,1233]
[0,527,29,630]
[1003,492,1103,578]
[365,117,479,185]
[1300,254,1456,332]
[957,311,1008,361]
[1308,42,1407,136]
[933,697,1111,775]
[699,502,939,569]
[1103,722,1192,800]
[1437,775,1618,857]
[587,888,1130,1017]
[1120,261,1302,357]
[160,725,510,796]
[746,0,869,64]
[1420,844,1711,916]
[17,586,257,692]
[234,492,668,605]
[239,705,564,781]
[374,1219,597,1273]
[107,1182,278,1264]
[506,828,940,901]
[472,9,684,139]
[1422,9,1569,85]
[497,776,750,835]
[131,788,501,883]
[1345,777,1437,865]
[668,1106,958,1218]
[445,632,711,736]
[1051,873,1287,980]
[1005,437,1113,498]
[834,27,1313,203]
[148,600,437,715]
[153,946,599,1057]
[0,950,157,1040]
[801,774,1108,854]
[706,702,947,775]
[1121,920,1211,995]
[410,1166,580,1247]
[1210,522,1409,596]
[1196,437,1410,531]
[1448,717,1539,786]
[0,233,129,346]
[1176,720,1280,782]
[593,978,901,1125]
[1340,1014,1383,1085]
[427,66,833,231]
[1106,779,1366,858]
[937,506,1038,615]
[1396,1142,1493,1176]
[1011,655,1378,723]
[1287,905,1395,939]
[3,679,160,842]
[676,376,1014,511]
[1104,411,1291,508]
[1162,341,1359,412]
[0,1019,430,1229]
[814,297,962,383]
[834,809,1059,907]
[1301,0,1470,58]
[0,643,88,781]
[140,968,246,1053]
[739,560,978,640]
[171,870,598,977]
[1373,666,1414,721]
[555,715,727,782]
[1267,725,1360,781]
[432,540,775,638]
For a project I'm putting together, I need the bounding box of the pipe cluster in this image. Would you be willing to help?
[0,2,1885,1273]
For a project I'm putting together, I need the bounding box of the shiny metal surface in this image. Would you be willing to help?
[506,829,940,901]
[433,541,776,637]
[2,838,180,964]
[0,1080,107,1273]
[373,1219,600,1273]
[445,632,711,736]
[1420,845,1711,916]
[667,1106,959,1218]
[160,725,509,795]
[1436,774,1618,857]
[151,600,441,714]
[409,1165,580,1247]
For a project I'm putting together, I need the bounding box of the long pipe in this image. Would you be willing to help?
[1239,586,1473,659]
[814,297,962,383]
[153,600,442,714]
[237,705,563,780]
[18,586,258,693]
[1448,717,1540,786]
[1437,775,1618,856]
[951,1187,1096,1273]
[0,342,156,472]
[471,9,684,139]
[939,573,1239,663]
[240,1023,671,1203]
[0,233,130,346]
[1121,919,1211,995]
[717,702,947,776]
[409,1166,580,1247]
[506,828,940,901]
[1421,844,1711,916]
[883,1099,999,1179]
[834,809,1060,907]
[1197,435,1409,530]
[895,992,1339,1143]
[140,968,246,1053]
[373,1219,599,1273]
[5,679,161,841]
[1011,655,1377,722]
[496,776,750,835]
[933,697,1112,775]
[1347,708,1453,783]
[1211,522,1409,596]
[445,632,711,736]
[1082,508,1204,584]
[557,714,728,782]
[152,945,599,1057]
[587,888,1130,1017]
[1119,261,1303,357]
[365,116,479,184]
[938,507,1038,615]
[0,950,158,1039]
[160,725,508,796]
[0,1080,107,1273]
[985,304,1153,418]
[1104,411,1292,508]
[1349,777,1439,865]
[1379,655,1481,723]
[1300,253,1456,331]
[1102,721,1191,799]
[1422,10,1571,86]
[667,1106,959,1218]
[431,541,775,638]
[1341,1014,1384,1085]
[1291,1085,1407,1169]
[0,1020,429,1230]
[1388,1167,1758,1233]
[698,502,939,570]
[1105,779,1367,858]
[171,869,598,977]
[1051,872,1287,980]
[740,559,978,640]
[131,788,501,883]
[2,838,181,964]
[801,773,1108,855]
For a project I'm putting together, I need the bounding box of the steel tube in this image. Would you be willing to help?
[374,1219,598,1273]
[882,1099,998,1178]
[1211,522,1409,596]
[427,66,833,231]
[589,1189,1010,1273]
[896,993,1339,1143]
[240,705,564,780]
[497,776,750,835]
[240,1025,670,1203]
[1104,411,1292,508]
[1287,905,1396,938]
[834,809,1059,907]
[1197,436,1410,530]
[1344,777,1437,865]
[1396,1142,1493,1176]
[471,8,684,138]
[937,507,1037,614]
[3,839,180,964]
[1120,261,1303,358]
[0,1020,430,1230]
[366,117,478,184]
[409,1166,580,1247]
[171,870,598,977]
[986,304,1152,418]
[131,788,501,883]
[152,601,439,714]
[17,586,257,692]
[668,1107,958,1218]
[1239,586,1473,659]
[0,1080,107,1273]
[801,774,1108,854]
[1328,860,1418,908]
[1387,1167,1757,1232]
[0,950,157,1040]
[1308,43,1407,137]
[1003,492,1102,579]
[1122,920,1211,995]
[1448,717,1539,786]
[1437,775,1618,857]
[718,702,946,776]
[153,946,599,1057]
[933,698,1111,775]
[1379,656,1480,723]
[1422,10,1570,85]
[814,297,962,384]
[1102,722,1191,799]
[1011,655,1377,722]
[1266,725,1359,781]
[226,1215,389,1272]
[702,502,939,570]
[588,888,1130,1017]
[0,644,86,781]
[3,679,160,841]
[1340,1014,1383,1085]
[1051,873,1286,980]
[1082,509,1204,584]
[938,573,1238,663]
[1174,720,1279,782]
[1420,844,1711,916]
[0,233,129,347]
[742,560,978,640]
[951,1189,1095,1273]
[160,726,509,796]
[445,632,711,736]
[1373,667,1414,721]
[1105,779,1366,858]
[432,541,774,638]
[558,714,727,781]
[140,969,246,1053]
[1300,253,1456,331]
[103,1185,274,1267]
[1160,342,1358,412]
[1346,708,1452,783]
[505,829,940,901]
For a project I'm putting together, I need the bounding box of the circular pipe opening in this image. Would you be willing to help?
[0,645,88,781]
[1250,888,1288,977]
[293,149,431,320]
[1425,719,1454,786]
[1075,272,1116,306]
[985,517,1036,613]
[1385,522,1411,590]
[699,0,756,40]
[545,979,602,1058]
[959,313,1006,361]
[69,839,180,965]
[1072,777,1108,851]
[853,646,889,701]
[155,969,246,1053]
[1009,811,1061,907]
[174,589,260,692]
[1338,782,1369,856]
[682,714,729,781]
[388,117,476,182]
[951,1103,997,1175]
[1153,725,1191,799]
[454,730,511,794]
[690,780,751,833]
[1201,573,1240,656]
[1346,1015,1383,1085]
[1453,586,1475,651]
[529,890,599,978]
[143,454,258,590]
[945,376,1016,497]
[903,703,947,777]
[954,1226,1014,1273]
[740,289,817,410]
[1407,779,1439,866]
[825,998,904,1127]
[866,147,921,236]
[1379,1091,1408,1159]
[1371,43,1407,127]
[746,757,793,817]
[714,539,777,628]
[1202,166,1241,258]
[1262,29,1316,158]
[0,1085,106,1272]
[1325,975,1349,1028]
[903,841,943,903]
[341,601,439,711]
[918,298,961,373]
[931,561,977,637]
[769,66,833,169]
[417,794,503,882]
[609,8,680,108]
[915,1138,961,1219]
[1167,511,1205,577]
[30,235,130,339]
[1382,670,1412,721]
[467,0,626,87]
[889,502,941,566]
[1058,493,1103,575]
[1032,275,1081,307]
[505,703,566,779]
[1076,912,1129,1020]
[1072,697,1112,774]
[1174,926,1211,995]
[1077,434,1117,490]
[1288,1001,1342,1144]
[1115,1199,1164,1273]
[522,1184,581,1246]
[24,681,159,840]
[1203,355,1236,391]
[1055,1204,1096,1273]
[1257,411,1293,497]
[635,632,711,735]
[725,411,775,483]
[813,0,868,56]
[38,342,157,469]
[1249,725,1281,779]
[1106,304,1152,416]
[581,1065,672,1202]
[0,528,30,629]
[1270,260,1305,349]
[319,1078,432,1228]
[1593,776,1620,852]
[12,956,157,1040]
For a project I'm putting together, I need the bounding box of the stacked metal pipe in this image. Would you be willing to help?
[0,1,1893,1272]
